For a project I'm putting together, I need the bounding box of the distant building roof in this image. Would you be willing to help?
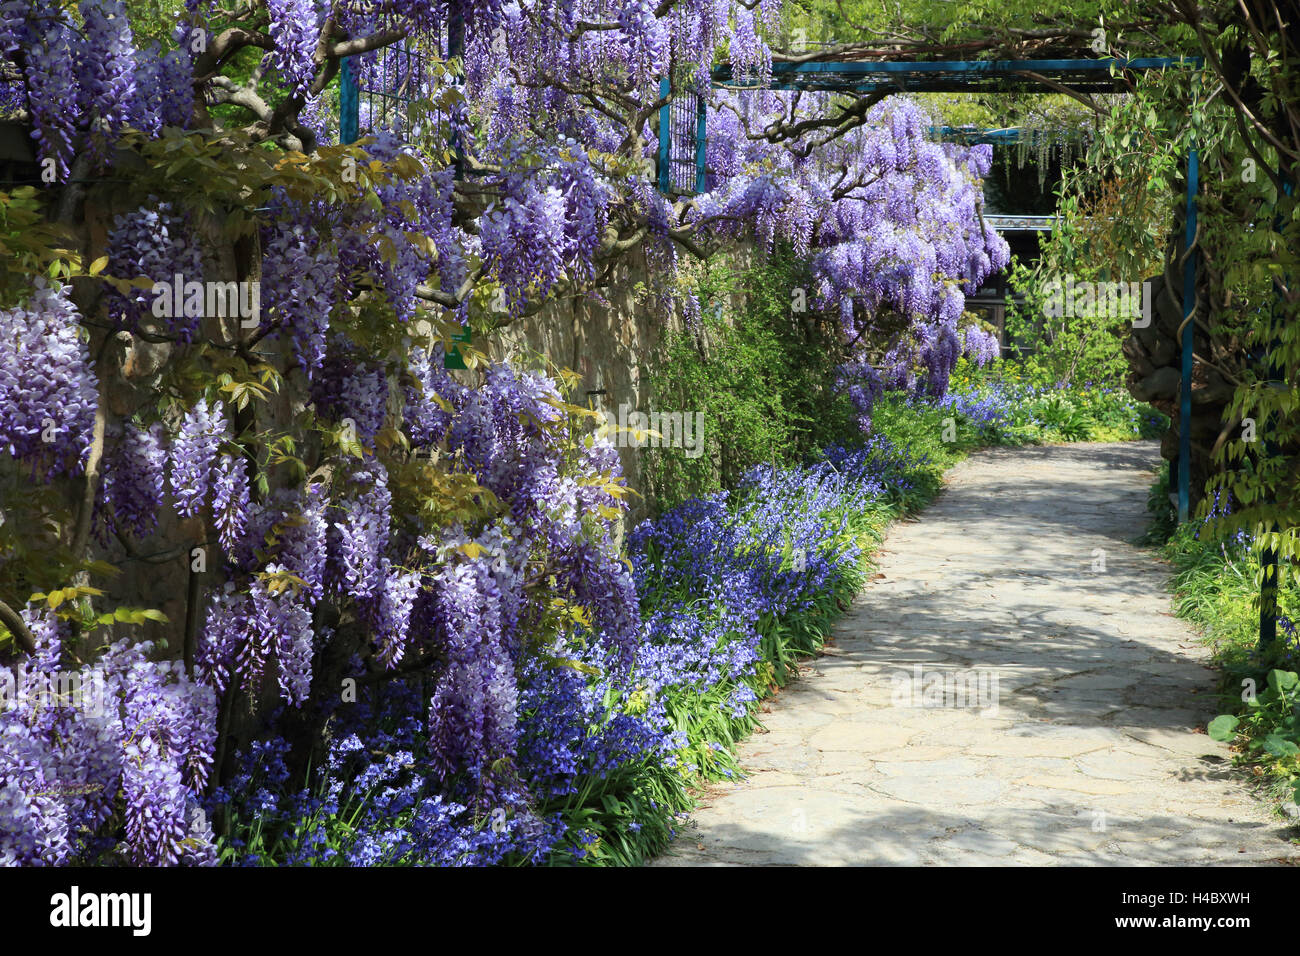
[985,215,1055,231]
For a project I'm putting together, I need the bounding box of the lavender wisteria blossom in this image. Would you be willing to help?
[0,278,98,477]
[170,398,229,519]
[98,421,168,541]
[0,610,218,866]
[105,200,205,341]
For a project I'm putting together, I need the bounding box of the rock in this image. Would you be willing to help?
[1131,365,1181,402]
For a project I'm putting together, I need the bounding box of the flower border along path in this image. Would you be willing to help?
[652,441,1300,866]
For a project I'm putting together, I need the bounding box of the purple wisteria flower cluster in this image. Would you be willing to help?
[0,278,98,477]
[97,421,168,542]
[104,201,205,341]
[0,609,218,866]
[170,397,230,519]
[0,0,194,178]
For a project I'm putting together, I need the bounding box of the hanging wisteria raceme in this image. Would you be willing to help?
[76,0,137,160]
[97,421,168,542]
[212,453,251,557]
[329,458,393,605]
[835,359,886,433]
[265,0,320,97]
[367,560,422,668]
[170,398,229,519]
[5,0,78,179]
[260,216,339,375]
[0,278,98,477]
[424,555,518,789]
[129,32,194,132]
[277,483,330,603]
[403,346,460,447]
[105,200,205,342]
[334,361,391,448]
[962,324,1001,367]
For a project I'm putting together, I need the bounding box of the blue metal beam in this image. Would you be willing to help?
[929,126,1027,143]
[713,56,1203,93]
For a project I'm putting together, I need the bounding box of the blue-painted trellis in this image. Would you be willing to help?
[338,25,469,368]
[657,75,708,195]
[338,43,432,145]
[656,55,1205,524]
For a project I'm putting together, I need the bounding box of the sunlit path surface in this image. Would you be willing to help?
[653,441,1300,866]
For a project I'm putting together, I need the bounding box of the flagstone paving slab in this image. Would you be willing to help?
[652,442,1300,867]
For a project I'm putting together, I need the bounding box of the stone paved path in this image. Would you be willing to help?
[653,441,1300,866]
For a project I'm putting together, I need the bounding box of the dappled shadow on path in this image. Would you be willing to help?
[653,441,1300,866]
[652,802,1300,866]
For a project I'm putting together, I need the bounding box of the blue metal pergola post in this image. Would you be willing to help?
[657,77,672,194]
[1259,171,1292,650]
[340,57,359,145]
[1178,148,1198,524]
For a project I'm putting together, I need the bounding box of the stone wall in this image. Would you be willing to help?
[482,246,663,516]
[474,246,753,525]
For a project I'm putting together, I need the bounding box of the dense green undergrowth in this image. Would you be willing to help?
[1145,465,1300,813]
[948,361,1169,445]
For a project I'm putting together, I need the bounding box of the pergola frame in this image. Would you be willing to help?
[337,51,1243,631]
[674,56,1205,525]
[338,51,1203,519]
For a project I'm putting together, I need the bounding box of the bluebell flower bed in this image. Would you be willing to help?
[213,432,939,866]
[204,358,1163,867]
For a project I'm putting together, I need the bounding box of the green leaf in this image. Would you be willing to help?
[1207,714,1240,741]
[1261,734,1300,757]
[1267,669,1299,695]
